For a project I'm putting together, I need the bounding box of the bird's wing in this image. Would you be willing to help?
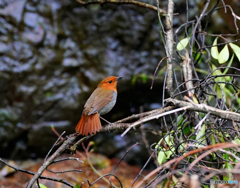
[84,88,114,115]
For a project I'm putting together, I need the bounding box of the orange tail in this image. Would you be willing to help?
[75,113,102,136]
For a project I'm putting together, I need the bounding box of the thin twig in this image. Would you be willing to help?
[135,143,240,188]
[89,173,123,188]
[44,131,66,162]
[26,135,77,188]
[83,143,119,188]
[0,158,74,187]
[121,106,189,137]
[109,142,139,185]
[151,56,168,89]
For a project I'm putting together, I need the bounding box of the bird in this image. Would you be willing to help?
[75,76,121,136]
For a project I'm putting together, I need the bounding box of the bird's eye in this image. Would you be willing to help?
[108,80,112,83]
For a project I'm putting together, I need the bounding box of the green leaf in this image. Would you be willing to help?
[196,124,206,144]
[220,132,225,142]
[211,134,216,145]
[211,37,219,59]
[223,158,234,181]
[183,126,191,135]
[223,54,234,74]
[194,52,201,60]
[211,63,223,81]
[218,44,229,64]
[39,184,47,188]
[165,135,173,147]
[45,92,52,97]
[155,135,175,165]
[177,116,184,126]
[74,183,81,188]
[131,75,137,85]
[233,138,240,144]
[229,43,240,62]
[141,73,147,83]
[157,149,173,165]
[211,62,234,100]
[157,150,168,165]
[177,37,190,51]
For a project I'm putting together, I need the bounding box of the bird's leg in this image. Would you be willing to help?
[100,116,112,132]
[100,116,112,124]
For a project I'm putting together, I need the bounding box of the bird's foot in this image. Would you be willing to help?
[100,116,112,132]
[107,123,113,132]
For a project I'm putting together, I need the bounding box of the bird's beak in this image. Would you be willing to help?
[116,76,122,81]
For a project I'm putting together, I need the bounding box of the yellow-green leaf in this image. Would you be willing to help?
[157,150,168,165]
[211,134,216,145]
[233,138,240,144]
[211,63,223,77]
[196,124,206,141]
[39,184,47,188]
[177,37,190,51]
[223,54,234,74]
[211,63,225,98]
[218,45,229,64]
[165,135,173,147]
[229,43,240,62]
[141,73,147,83]
[74,183,81,188]
[155,136,175,165]
[131,75,137,85]
[157,149,173,165]
[211,37,219,59]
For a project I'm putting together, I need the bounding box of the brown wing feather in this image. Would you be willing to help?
[87,88,114,115]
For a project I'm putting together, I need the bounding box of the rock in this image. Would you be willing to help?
[23,12,39,27]
[62,58,81,67]
[0,42,8,53]
[0,0,163,159]
[0,0,26,23]
[27,121,72,156]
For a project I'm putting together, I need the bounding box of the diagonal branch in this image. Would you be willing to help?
[76,0,166,14]
[26,135,77,188]
[121,106,181,136]
[0,158,74,187]
[165,97,240,122]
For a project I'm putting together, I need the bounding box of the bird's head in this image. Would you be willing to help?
[97,76,122,92]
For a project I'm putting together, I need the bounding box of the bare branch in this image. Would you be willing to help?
[76,0,166,14]
[121,106,186,137]
[165,97,240,122]
[135,143,240,188]
[165,0,174,93]
[0,158,74,187]
[26,135,77,188]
